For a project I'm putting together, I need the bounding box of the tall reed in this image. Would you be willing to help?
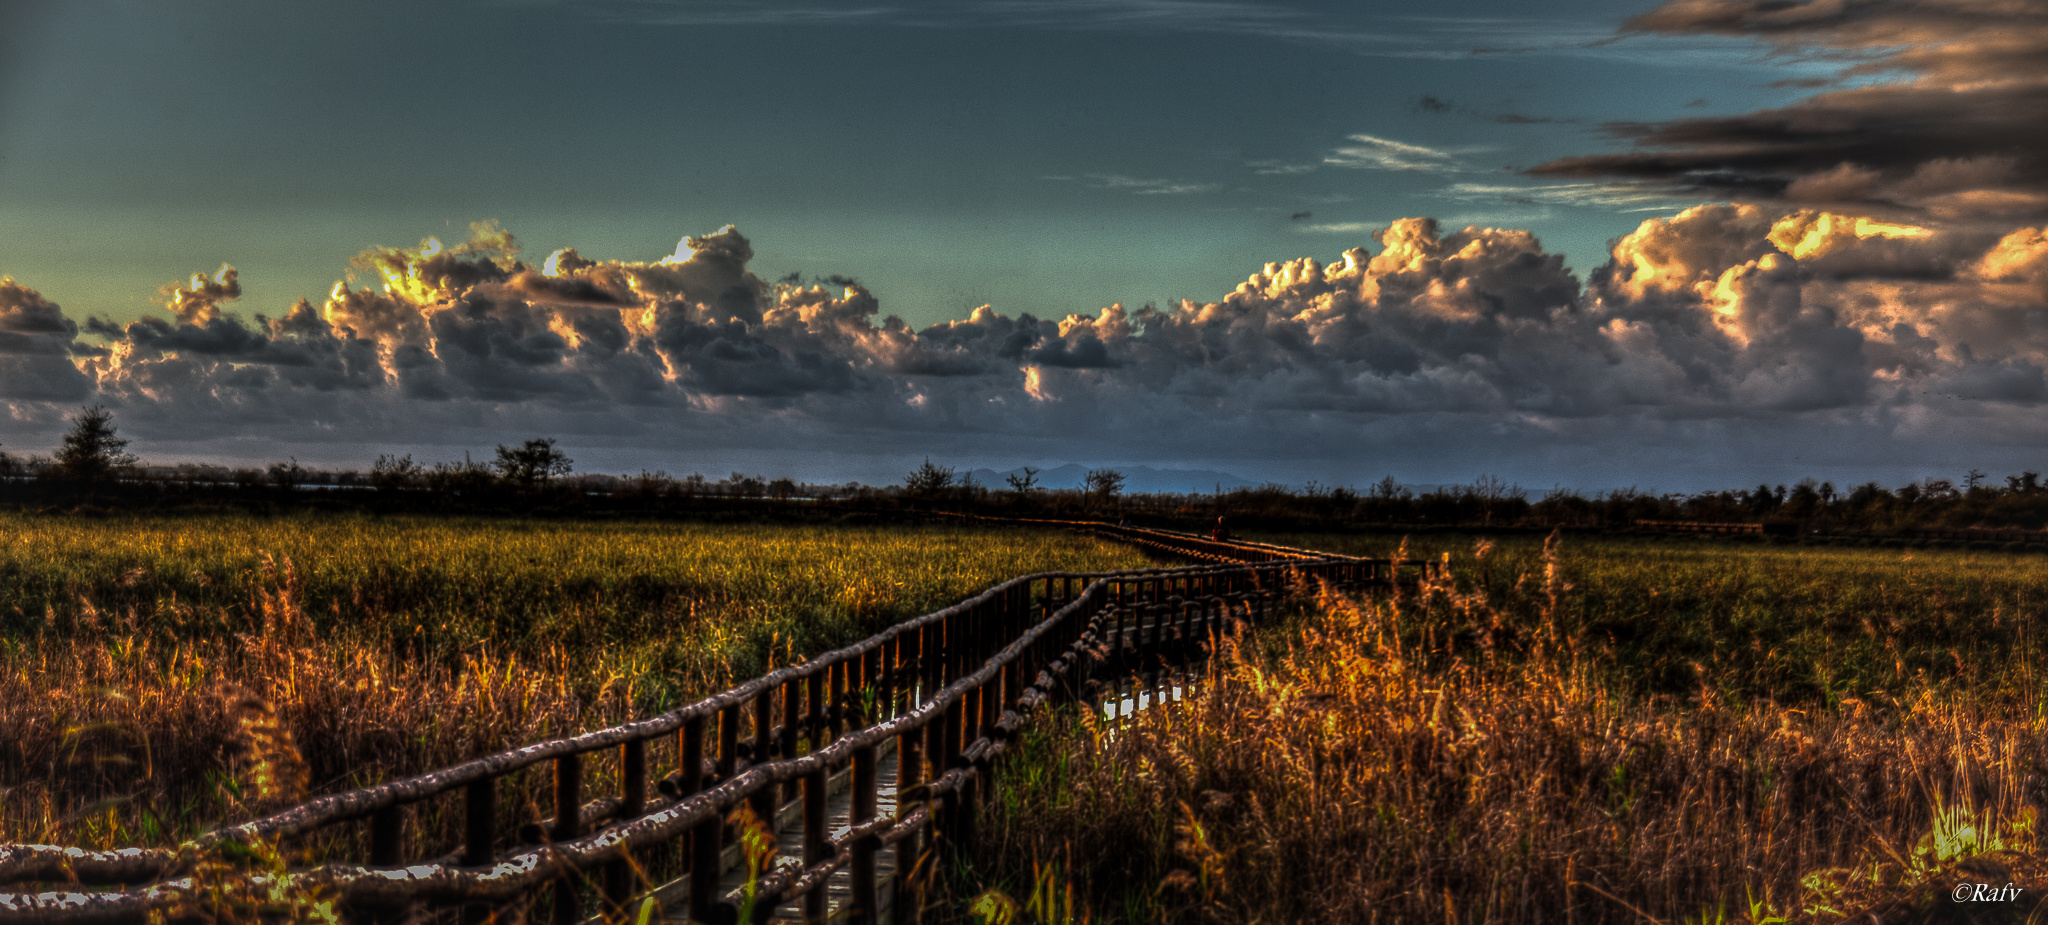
[978,535,2048,923]
[0,515,1148,850]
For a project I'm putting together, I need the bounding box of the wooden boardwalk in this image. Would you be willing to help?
[639,740,902,923]
[750,748,898,924]
[0,528,1402,925]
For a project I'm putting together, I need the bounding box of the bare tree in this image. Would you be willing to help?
[1005,466,1041,493]
[1084,468,1126,499]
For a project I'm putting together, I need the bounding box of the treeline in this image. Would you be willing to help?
[813,459,2048,538]
[18,407,2048,536]
[887,461,2048,537]
[1125,473,2048,535]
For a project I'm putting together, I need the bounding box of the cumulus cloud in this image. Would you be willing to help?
[5,209,2048,485]
[158,265,242,326]
[1532,0,2048,225]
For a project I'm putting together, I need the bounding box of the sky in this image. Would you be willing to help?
[2,0,2047,492]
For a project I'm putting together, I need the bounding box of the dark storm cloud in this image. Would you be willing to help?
[1532,0,2048,225]
[0,278,91,401]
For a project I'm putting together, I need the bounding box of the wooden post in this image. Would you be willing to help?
[718,704,741,782]
[941,611,957,687]
[685,715,719,925]
[930,700,957,863]
[754,689,776,762]
[980,674,1000,749]
[803,767,829,924]
[856,646,875,724]
[750,693,776,828]
[878,637,898,723]
[553,752,582,925]
[962,680,981,746]
[897,714,925,925]
[1001,661,1019,724]
[829,660,849,742]
[807,670,826,754]
[462,779,495,925]
[464,780,496,865]
[954,717,977,854]
[782,677,802,808]
[979,677,1001,808]
[369,804,402,866]
[918,622,936,703]
[604,737,647,911]
[850,745,879,925]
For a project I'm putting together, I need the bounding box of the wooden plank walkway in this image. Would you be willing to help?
[644,740,901,923]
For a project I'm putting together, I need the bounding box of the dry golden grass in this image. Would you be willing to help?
[0,515,1149,852]
[1,554,652,851]
[979,535,2048,924]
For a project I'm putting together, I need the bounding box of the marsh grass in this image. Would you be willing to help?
[0,514,1149,852]
[975,534,2048,924]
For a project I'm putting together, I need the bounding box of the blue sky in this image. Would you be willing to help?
[2,0,2046,491]
[0,0,1796,326]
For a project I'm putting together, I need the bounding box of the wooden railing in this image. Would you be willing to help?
[0,525,1404,925]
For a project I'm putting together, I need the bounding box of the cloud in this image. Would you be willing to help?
[0,278,92,401]
[7,212,2048,487]
[1090,174,1220,195]
[159,265,242,326]
[1248,159,1316,176]
[1448,181,1688,212]
[1531,0,2048,225]
[1324,134,1463,173]
[1297,221,1382,235]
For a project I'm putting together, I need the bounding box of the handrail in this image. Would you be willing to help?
[0,522,1410,924]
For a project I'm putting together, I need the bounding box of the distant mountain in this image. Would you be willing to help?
[964,464,1260,495]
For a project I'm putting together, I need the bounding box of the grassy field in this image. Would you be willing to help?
[971,532,2048,924]
[0,512,1150,848]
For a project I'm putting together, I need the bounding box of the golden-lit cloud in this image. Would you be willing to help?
[0,207,2039,483]
[159,264,241,326]
[1766,211,1929,261]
